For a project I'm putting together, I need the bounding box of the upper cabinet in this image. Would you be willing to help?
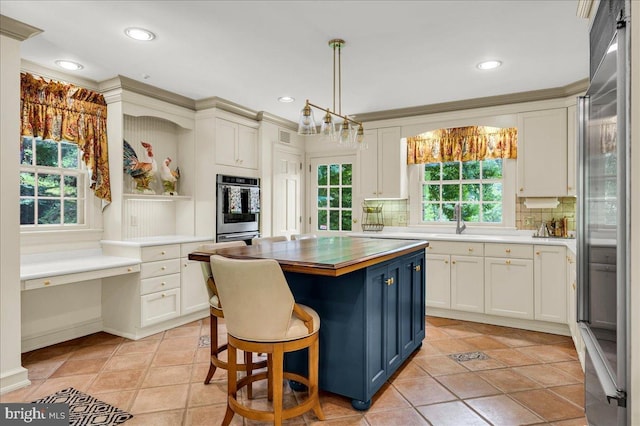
[214,117,259,170]
[357,127,407,200]
[516,108,568,197]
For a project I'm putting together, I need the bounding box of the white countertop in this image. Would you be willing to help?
[100,235,213,247]
[350,229,577,254]
[21,249,140,281]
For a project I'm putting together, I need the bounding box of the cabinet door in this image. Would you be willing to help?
[358,129,379,199]
[426,254,451,308]
[180,258,210,315]
[517,108,568,196]
[534,245,567,323]
[451,255,484,313]
[378,127,407,199]
[215,118,238,167]
[366,263,388,394]
[484,257,534,319]
[400,252,425,358]
[237,125,258,169]
[141,288,181,327]
[384,261,402,373]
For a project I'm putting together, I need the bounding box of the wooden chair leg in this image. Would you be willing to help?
[222,342,237,426]
[204,313,217,384]
[309,338,325,420]
[272,347,284,426]
[244,350,253,399]
[267,353,273,401]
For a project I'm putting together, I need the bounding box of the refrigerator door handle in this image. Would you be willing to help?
[579,322,627,407]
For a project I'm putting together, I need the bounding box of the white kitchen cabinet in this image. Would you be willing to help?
[180,242,211,315]
[215,117,258,169]
[102,239,213,339]
[566,252,585,369]
[357,127,407,199]
[484,243,534,319]
[426,241,484,313]
[567,104,577,196]
[516,108,568,197]
[534,245,567,323]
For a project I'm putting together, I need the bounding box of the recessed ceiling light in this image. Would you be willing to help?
[125,27,156,41]
[278,96,295,103]
[477,60,502,70]
[55,60,84,71]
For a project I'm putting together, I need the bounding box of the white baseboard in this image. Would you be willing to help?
[0,367,30,395]
[21,318,103,353]
[427,308,571,336]
[104,310,208,341]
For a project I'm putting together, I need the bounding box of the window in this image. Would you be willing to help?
[314,160,353,231]
[421,159,503,223]
[20,136,86,227]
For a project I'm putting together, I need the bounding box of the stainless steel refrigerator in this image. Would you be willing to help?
[576,1,630,424]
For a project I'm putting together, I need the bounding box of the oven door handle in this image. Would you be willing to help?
[217,232,260,242]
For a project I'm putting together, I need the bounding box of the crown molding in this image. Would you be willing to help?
[354,79,590,123]
[576,0,596,19]
[195,96,261,120]
[256,111,297,130]
[98,75,196,110]
[0,15,42,41]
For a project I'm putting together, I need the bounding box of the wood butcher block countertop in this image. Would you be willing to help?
[188,236,429,277]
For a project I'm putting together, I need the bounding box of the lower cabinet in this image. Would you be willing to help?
[567,252,585,368]
[484,243,534,320]
[426,241,484,313]
[534,245,567,323]
[102,240,213,339]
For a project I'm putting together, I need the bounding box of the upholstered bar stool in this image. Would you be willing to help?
[210,255,324,426]
[198,242,267,386]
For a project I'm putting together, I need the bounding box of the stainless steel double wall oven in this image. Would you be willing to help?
[216,174,260,243]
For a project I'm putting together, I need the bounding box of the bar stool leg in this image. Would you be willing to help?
[272,347,284,425]
[309,338,325,420]
[267,354,273,401]
[222,342,237,426]
[204,313,217,384]
[244,350,253,399]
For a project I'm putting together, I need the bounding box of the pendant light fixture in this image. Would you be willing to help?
[297,39,366,149]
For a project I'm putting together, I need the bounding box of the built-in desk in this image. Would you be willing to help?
[190,236,428,410]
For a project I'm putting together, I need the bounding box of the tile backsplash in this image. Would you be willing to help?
[365,197,576,231]
[516,197,576,231]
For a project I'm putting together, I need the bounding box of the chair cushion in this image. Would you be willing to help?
[283,304,320,341]
[209,295,221,309]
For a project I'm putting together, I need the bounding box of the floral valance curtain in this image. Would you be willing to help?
[406,126,518,165]
[20,72,111,204]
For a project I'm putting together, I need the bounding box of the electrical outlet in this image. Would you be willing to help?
[524,216,534,226]
[130,215,138,227]
[397,214,407,224]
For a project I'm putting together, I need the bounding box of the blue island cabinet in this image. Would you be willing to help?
[284,249,425,410]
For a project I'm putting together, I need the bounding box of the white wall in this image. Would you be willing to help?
[0,31,29,394]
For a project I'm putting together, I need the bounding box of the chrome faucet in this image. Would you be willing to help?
[454,203,466,234]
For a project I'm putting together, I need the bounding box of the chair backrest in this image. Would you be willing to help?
[291,233,318,240]
[210,255,295,341]
[251,235,287,245]
[198,241,246,300]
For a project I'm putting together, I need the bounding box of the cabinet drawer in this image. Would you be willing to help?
[140,273,180,295]
[181,241,214,258]
[427,240,484,256]
[485,243,533,259]
[141,258,180,279]
[140,287,180,327]
[141,245,180,262]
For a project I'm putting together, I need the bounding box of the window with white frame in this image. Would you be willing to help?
[421,159,504,224]
[20,136,87,227]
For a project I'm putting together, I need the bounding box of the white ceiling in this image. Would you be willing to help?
[1,0,590,123]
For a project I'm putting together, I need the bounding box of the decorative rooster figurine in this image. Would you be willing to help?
[123,140,157,194]
[160,157,180,195]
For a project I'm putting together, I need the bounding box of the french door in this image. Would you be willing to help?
[309,156,355,233]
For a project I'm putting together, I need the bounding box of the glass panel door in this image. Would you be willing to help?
[310,156,354,232]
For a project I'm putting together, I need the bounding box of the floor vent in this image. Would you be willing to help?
[448,351,489,362]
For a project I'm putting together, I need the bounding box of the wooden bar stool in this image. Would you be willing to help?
[210,255,325,425]
[198,242,267,387]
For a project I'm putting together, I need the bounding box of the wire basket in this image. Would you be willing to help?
[362,203,384,232]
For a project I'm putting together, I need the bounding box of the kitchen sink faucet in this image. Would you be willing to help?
[454,203,466,234]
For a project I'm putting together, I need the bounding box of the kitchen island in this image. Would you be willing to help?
[189,236,428,410]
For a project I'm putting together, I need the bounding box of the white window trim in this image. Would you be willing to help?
[408,159,516,230]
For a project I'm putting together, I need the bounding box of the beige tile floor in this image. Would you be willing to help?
[1,316,588,425]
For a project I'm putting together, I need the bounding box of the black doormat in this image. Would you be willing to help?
[32,387,133,425]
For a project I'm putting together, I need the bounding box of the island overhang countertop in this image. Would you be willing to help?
[188,236,429,277]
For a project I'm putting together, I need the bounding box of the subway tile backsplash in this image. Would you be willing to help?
[368,197,576,231]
